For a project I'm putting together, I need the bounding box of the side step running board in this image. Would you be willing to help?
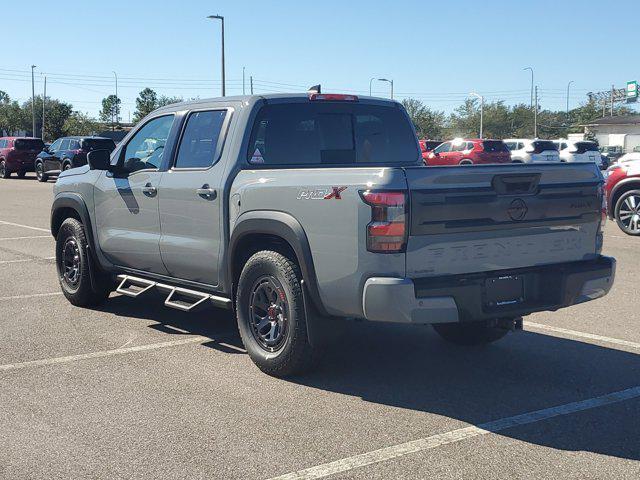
[116,274,232,312]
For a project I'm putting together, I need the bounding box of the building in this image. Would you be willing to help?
[582,115,640,152]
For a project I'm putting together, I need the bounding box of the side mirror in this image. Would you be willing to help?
[87,149,112,171]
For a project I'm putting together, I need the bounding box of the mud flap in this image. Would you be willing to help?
[301,279,336,348]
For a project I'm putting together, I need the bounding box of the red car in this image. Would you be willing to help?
[425,139,511,166]
[418,139,442,163]
[0,137,45,178]
[604,158,640,236]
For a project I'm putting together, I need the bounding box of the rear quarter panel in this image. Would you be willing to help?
[230,167,407,317]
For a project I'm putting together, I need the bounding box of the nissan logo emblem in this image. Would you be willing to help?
[508,198,528,221]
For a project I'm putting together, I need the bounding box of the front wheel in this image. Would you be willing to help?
[433,320,509,346]
[56,218,112,307]
[614,190,640,236]
[35,161,48,182]
[0,160,10,178]
[63,161,72,171]
[236,250,318,377]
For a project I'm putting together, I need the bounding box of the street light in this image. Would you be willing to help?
[377,78,393,99]
[369,77,376,96]
[30,65,37,137]
[469,92,484,139]
[207,15,225,97]
[566,80,574,121]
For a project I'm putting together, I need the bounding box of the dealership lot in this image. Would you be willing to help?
[0,175,638,479]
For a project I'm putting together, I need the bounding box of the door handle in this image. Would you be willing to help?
[196,184,217,199]
[142,183,157,197]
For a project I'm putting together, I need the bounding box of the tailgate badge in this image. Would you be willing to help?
[508,198,528,221]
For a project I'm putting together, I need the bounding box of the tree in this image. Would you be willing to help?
[21,96,72,140]
[133,88,158,123]
[64,111,100,136]
[157,95,182,108]
[401,98,446,139]
[99,95,121,130]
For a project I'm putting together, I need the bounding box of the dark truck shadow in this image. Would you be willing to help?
[96,294,640,462]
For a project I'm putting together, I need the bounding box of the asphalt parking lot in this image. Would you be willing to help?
[0,174,638,480]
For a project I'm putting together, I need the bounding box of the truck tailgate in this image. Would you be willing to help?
[404,164,603,278]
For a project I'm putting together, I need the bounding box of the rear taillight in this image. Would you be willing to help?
[359,190,407,253]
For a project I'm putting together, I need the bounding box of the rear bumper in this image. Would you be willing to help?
[362,256,615,324]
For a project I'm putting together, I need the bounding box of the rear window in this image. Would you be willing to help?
[247,102,419,166]
[532,140,558,152]
[574,142,598,153]
[481,140,509,152]
[14,139,45,151]
[81,138,116,152]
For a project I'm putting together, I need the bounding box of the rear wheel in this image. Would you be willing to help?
[63,161,72,171]
[56,218,112,307]
[614,190,640,236]
[433,320,509,346]
[0,160,10,178]
[35,161,48,182]
[236,250,319,377]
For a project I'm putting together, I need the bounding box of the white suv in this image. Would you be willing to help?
[504,139,560,163]
[554,139,603,168]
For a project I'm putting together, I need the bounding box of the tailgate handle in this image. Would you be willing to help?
[492,174,540,195]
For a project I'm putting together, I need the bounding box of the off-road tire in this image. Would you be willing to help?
[35,161,48,182]
[56,218,112,307]
[236,250,318,377]
[0,160,10,178]
[433,320,509,346]
[614,189,640,236]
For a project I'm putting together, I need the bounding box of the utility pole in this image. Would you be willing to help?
[113,71,119,128]
[30,65,37,137]
[250,76,254,95]
[523,67,534,109]
[534,86,538,138]
[207,15,226,96]
[42,76,46,140]
[610,84,614,117]
[602,98,606,117]
[243,67,246,95]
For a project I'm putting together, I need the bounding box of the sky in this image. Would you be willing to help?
[2,0,638,119]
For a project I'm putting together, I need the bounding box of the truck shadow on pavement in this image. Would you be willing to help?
[97,295,640,463]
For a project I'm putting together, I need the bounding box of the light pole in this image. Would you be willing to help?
[30,65,37,137]
[207,15,225,96]
[566,80,574,122]
[369,77,376,96]
[42,75,46,140]
[469,92,484,139]
[377,78,393,99]
[112,71,118,127]
[523,67,534,109]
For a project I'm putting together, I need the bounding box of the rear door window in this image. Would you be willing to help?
[174,110,228,169]
[68,140,80,150]
[247,102,419,166]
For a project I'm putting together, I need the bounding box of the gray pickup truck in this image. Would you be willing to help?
[50,93,615,376]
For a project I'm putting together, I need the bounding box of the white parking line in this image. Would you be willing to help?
[0,292,62,301]
[268,386,640,480]
[0,256,55,265]
[0,336,207,372]
[525,321,640,350]
[0,220,50,233]
[0,235,51,241]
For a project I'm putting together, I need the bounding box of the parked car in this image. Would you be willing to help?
[600,145,624,166]
[50,93,615,376]
[425,138,511,165]
[555,139,604,169]
[605,158,640,235]
[418,139,442,163]
[0,137,45,178]
[35,136,116,182]
[504,139,560,163]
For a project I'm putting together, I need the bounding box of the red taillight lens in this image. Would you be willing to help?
[360,191,407,253]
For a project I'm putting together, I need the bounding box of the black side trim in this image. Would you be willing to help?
[228,211,328,317]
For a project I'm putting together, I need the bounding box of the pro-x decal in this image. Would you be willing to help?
[297,186,348,200]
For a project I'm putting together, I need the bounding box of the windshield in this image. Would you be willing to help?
[81,138,116,152]
[247,102,419,165]
[14,139,45,151]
